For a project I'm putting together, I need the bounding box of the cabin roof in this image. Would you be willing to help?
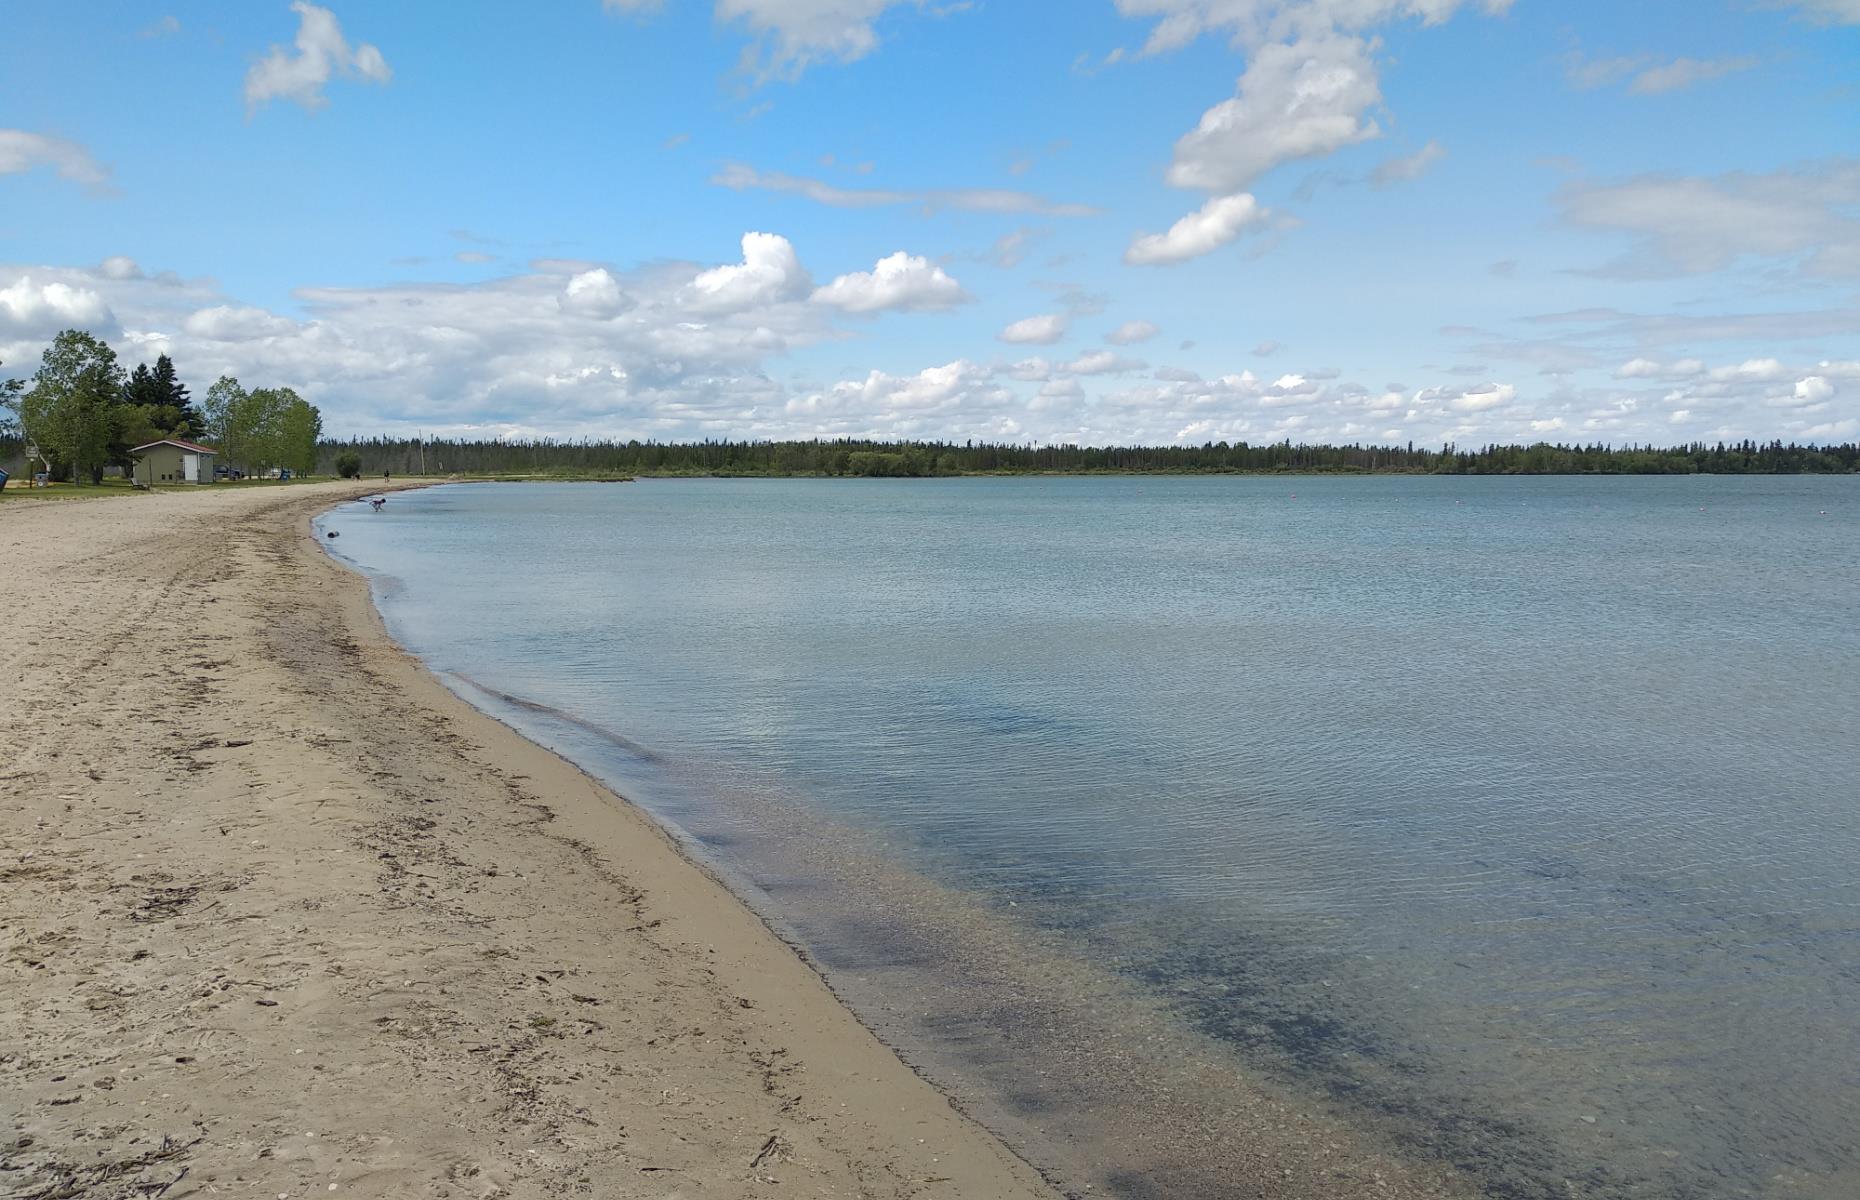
[130,438,219,455]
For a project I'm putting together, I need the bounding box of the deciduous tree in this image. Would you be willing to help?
[20,331,126,485]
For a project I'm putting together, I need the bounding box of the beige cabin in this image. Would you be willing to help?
[132,438,218,485]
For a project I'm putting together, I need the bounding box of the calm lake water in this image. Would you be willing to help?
[319,476,1860,1199]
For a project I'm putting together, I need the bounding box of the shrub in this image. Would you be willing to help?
[335,450,362,479]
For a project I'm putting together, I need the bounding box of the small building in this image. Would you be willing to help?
[132,438,219,485]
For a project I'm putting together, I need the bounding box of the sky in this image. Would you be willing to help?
[2,0,1857,447]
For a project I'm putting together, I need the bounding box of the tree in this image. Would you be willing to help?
[19,331,126,486]
[335,449,362,479]
[201,376,248,466]
[274,390,322,476]
[152,355,198,438]
[236,387,293,473]
[1,361,22,439]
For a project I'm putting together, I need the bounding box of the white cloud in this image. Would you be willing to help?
[785,359,1019,438]
[1629,56,1760,94]
[0,275,115,346]
[713,163,1098,217]
[811,251,969,313]
[1708,358,1790,382]
[999,314,1068,344]
[1166,34,1383,193]
[182,305,299,341]
[1566,52,1759,95]
[715,0,964,81]
[1767,1,1860,25]
[98,256,145,281]
[1616,358,1662,379]
[681,233,810,314]
[1106,320,1161,345]
[1560,160,1860,279]
[1415,381,1517,412]
[245,2,392,113]
[1114,1,1513,56]
[562,268,632,318]
[1126,193,1270,265]
[0,130,110,190]
[1370,140,1445,187]
[4,246,1846,450]
[1793,375,1836,405]
[990,227,1045,269]
[1062,350,1148,376]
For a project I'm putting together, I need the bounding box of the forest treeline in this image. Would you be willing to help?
[312,436,1860,478]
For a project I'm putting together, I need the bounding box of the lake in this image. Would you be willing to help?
[317,475,1860,1199]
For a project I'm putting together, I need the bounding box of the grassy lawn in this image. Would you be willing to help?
[0,476,337,502]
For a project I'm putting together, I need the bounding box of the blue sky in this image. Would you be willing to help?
[3,0,1857,445]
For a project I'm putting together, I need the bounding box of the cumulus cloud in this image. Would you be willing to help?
[999,314,1068,344]
[681,233,809,314]
[1414,381,1517,412]
[1106,320,1161,345]
[1792,375,1836,406]
[1559,160,1860,279]
[0,130,111,191]
[0,275,116,344]
[1166,34,1383,193]
[811,251,969,313]
[784,359,1020,438]
[713,163,1098,217]
[245,2,392,113]
[3,244,1847,450]
[562,268,633,318]
[1126,193,1270,265]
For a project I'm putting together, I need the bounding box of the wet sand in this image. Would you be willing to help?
[0,481,1053,1199]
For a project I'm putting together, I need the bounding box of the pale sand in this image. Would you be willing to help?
[0,482,1056,1199]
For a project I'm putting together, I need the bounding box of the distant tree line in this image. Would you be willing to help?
[0,329,321,483]
[315,435,1860,478]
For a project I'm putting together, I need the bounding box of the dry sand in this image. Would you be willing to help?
[0,481,1058,1200]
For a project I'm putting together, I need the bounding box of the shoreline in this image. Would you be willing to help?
[315,482,1499,1200]
[0,481,1054,1199]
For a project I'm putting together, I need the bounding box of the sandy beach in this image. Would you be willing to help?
[0,481,1056,1199]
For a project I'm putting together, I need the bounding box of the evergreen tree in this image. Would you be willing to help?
[153,355,198,438]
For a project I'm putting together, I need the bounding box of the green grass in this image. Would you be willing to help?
[0,476,339,502]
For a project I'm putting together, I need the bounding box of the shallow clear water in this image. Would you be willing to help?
[319,476,1860,1198]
